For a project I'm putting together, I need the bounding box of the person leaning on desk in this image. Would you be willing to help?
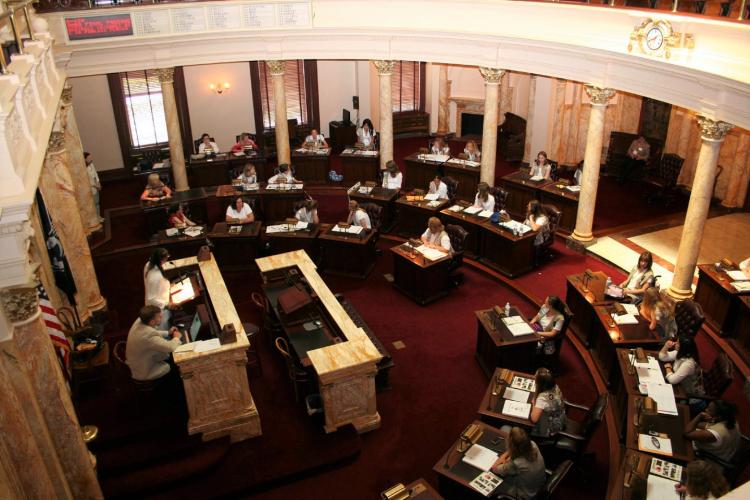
[231,133,258,153]
[226,196,254,224]
[303,128,329,149]
[347,200,371,229]
[420,217,452,254]
[125,305,182,382]
[140,173,172,202]
[473,182,495,211]
[167,203,196,229]
[530,151,552,180]
[683,400,741,465]
[428,174,449,200]
[490,427,546,500]
[295,199,319,224]
[461,140,481,162]
[430,136,450,155]
[268,164,298,184]
[237,163,257,184]
[659,336,706,412]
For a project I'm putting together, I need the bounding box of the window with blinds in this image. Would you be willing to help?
[391,61,424,113]
[258,60,309,129]
[120,70,168,148]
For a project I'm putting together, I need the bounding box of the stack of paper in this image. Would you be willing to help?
[630,355,666,385]
[183,226,204,238]
[358,150,378,156]
[507,323,535,337]
[448,205,464,212]
[464,206,482,215]
[499,220,532,234]
[622,303,640,315]
[295,221,309,230]
[265,224,296,234]
[424,193,439,201]
[419,153,450,162]
[342,148,355,154]
[566,185,582,192]
[462,444,498,472]
[638,434,673,456]
[726,270,749,281]
[646,475,681,500]
[416,246,447,261]
[478,210,494,218]
[503,387,530,403]
[427,200,444,208]
[358,186,373,194]
[732,281,750,292]
[501,316,525,326]
[612,313,639,325]
[194,338,222,353]
[333,225,364,234]
[529,175,544,181]
[645,383,678,415]
[502,400,531,419]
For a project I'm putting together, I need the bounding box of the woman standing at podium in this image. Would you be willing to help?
[357,119,377,149]
[144,248,173,331]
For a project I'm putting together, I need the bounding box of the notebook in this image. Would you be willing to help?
[503,387,531,403]
[462,444,498,472]
[502,400,531,419]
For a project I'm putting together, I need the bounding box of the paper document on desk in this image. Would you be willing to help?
[732,281,750,292]
[500,221,531,235]
[566,185,582,192]
[194,338,222,353]
[358,150,378,156]
[650,458,683,481]
[507,323,535,337]
[358,186,373,194]
[529,175,544,181]
[613,313,639,325]
[183,226,204,238]
[622,303,640,316]
[333,224,364,234]
[463,160,481,168]
[502,316,525,326]
[478,210,494,218]
[469,471,502,497]
[646,474,680,500]
[726,270,748,281]
[295,148,307,153]
[295,221,309,230]
[427,201,444,208]
[416,246,446,261]
[448,205,464,212]
[646,383,678,416]
[638,434,673,456]
[265,224,295,234]
[464,206,482,215]
[424,193,439,201]
[502,400,531,419]
[342,148,355,154]
[504,387,530,403]
[462,444,499,472]
[511,376,536,392]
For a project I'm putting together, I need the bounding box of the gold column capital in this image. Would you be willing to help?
[266,60,286,76]
[478,67,505,85]
[48,131,65,153]
[696,116,733,142]
[155,67,175,84]
[0,285,40,325]
[372,60,396,76]
[584,85,616,106]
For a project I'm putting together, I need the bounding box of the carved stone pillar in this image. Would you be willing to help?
[479,67,505,186]
[38,132,106,320]
[267,61,291,165]
[570,85,616,244]
[668,118,733,300]
[11,283,103,499]
[156,68,188,192]
[523,75,537,164]
[59,83,101,234]
[437,65,451,135]
[373,60,396,171]
[498,71,511,120]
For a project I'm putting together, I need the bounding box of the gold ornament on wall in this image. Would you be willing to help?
[628,18,687,59]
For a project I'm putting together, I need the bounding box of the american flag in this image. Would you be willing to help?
[37,283,72,380]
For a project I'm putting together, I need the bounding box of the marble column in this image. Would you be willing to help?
[498,71,511,121]
[373,60,396,171]
[437,65,451,135]
[59,83,101,234]
[478,67,505,186]
[570,85,616,244]
[12,282,103,499]
[38,132,106,320]
[668,117,733,300]
[267,61,291,165]
[156,68,189,192]
[523,75,537,164]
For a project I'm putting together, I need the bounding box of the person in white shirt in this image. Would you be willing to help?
[618,251,655,303]
[226,196,254,223]
[144,248,172,330]
[125,305,182,382]
[573,161,583,186]
[357,119,377,149]
[430,136,450,155]
[347,200,371,229]
[428,175,449,200]
[304,129,329,150]
[462,140,481,162]
[295,199,319,224]
[524,200,550,267]
[84,152,102,221]
[268,164,298,184]
[197,133,219,154]
[382,161,403,190]
[530,151,552,180]
[684,400,741,465]
[237,163,257,185]
[473,182,496,212]
[659,336,705,397]
[675,460,729,500]
[420,217,452,254]
[531,296,566,356]
[740,256,750,278]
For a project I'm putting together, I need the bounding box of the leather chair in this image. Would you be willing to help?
[685,352,733,402]
[445,223,468,271]
[540,204,562,261]
[605,132,663,178]
[674,299,705,337]
[498,112,527,162]
[490,186,509,212]
[443,176,459,203]
[546,393,608,461]
[497,460,573,500]
[360,203,383,232]
[274,337,309,402]
[113,340,156,393]
[251,291,281,340]
[643,153,684,206]
[549,161,559,181]
[697,434,750,487]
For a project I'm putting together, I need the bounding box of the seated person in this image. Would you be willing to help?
[524,200,550,267]
[356,118,377,149]
[684,400,742,464]
[573,161,583,186]
[675,460,729,500]
[659,336,705,397]
[167,203,196,229]
[430,136,450,155]
[420,217,452,254]
[618,251,655,303]
[640,287,677,339]
[304,129,329,150]
[231,133,258,153]
[140,173,172,202]
[125,305,182,382]
[530,295,566,356]
[428,174,449,200]
[740,256,750,278]
[530,367,566,438]
[462,139,481,162]
[268,163,297,184]
[382,160,403,190]
[237,163,257,185]
[197,133,219,154]
[225,196,254,223]
[490,427,546,500]
[295,199,319,224]
[530,151,552,180]
[619,135,650,183]
[347,200,371,230]
[473,182,495,212]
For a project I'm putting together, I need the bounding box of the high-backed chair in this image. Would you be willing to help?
[498,112,527,162]
[360,203,383,233]
[540,204,562,261]
[490,186,509,212]
[693,352,734,401]
[698,434,750,487]
[605,132,663,177]
[274,337,309,402]
[496,460,573,500]
[549,161,560,181]
[547,393,608,461]
[445,224,468,269]
[674,299,705,337]
[643,153,684,206]
[443,176,459,203]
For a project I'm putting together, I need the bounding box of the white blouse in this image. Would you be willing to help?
[144,264,170,309]
[428,181,449,200]
[473,193,495,212]
[382,172,403,190]
[421,229,452,253]
[226,203,253,221]
[198,141,219,154]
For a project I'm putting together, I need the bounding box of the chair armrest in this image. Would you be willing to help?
[563,400,590,411]
[557,430,585,441]
[695,450,733,470]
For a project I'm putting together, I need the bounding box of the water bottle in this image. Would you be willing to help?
[504,302,510,316]
[605,276,612,290]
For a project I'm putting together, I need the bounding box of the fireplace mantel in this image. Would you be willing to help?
[450,96,493,136]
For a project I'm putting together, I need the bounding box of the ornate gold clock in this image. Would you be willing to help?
[628,18,681,59]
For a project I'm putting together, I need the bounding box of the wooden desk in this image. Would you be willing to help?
[256,251,382,434]
[474,308,540,377]
[499,171,553,218]
[404,153,445,192]
[444,159,481,201]
[730,296,750,367]
[318,225,377,279]
[141,187,208,236]
[391,243,451,305]
[694,264,750,336]
[433,420,508,500]
[478,221,536,278]
[188,155,233,187]
[625,395,694,463]
[172,255,261,443]
[401,479,444,500]
[260,186,307,223]
[608,449,686,500]
[538,183,579,233]
[347,184,399,232]
[565,272,611,347]
[292,150,331,184]
[208,222,261,270]
[264,223,321,262]
[395,196,450,238]
[340,150,379,182]
[149,227,206,259]
[478,367,536,430]
[439,203,487,259]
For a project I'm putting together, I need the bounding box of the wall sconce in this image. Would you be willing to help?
[209,82,230,95]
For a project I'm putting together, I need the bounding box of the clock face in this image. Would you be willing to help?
[646,26,664,51]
